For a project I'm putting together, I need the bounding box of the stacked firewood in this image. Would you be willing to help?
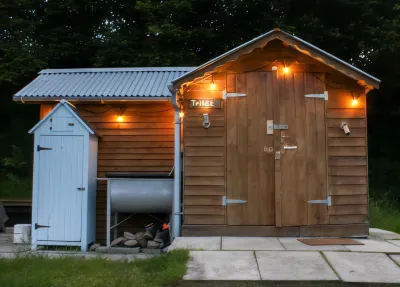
[110,222,170,249]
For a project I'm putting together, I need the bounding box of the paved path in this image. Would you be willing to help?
[169,229,400,283]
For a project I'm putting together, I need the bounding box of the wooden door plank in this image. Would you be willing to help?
[226,76,239,224]
[293,72,308,226]
[234,73,248,224]
[313,73,328,224]
[304,73,319,225]
[263,72,276,224]
[273,70,282,227]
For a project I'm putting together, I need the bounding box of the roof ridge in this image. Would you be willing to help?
[40,67,196,74]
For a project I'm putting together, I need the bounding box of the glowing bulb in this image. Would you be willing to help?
[352,98,358,106]
[283,67,289,74]
[179,111,184,118]
[117,116,123,122]
[210,82,216,90]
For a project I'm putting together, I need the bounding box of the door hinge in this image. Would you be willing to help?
[35,223,50,230]
[304,91,328,101]
[308,196,331,206]
[37,145,52,152]
[222,89,247,99]
[222,196,247,206]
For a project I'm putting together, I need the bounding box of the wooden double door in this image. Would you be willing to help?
[226,71,328,227]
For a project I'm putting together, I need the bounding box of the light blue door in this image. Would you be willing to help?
[36,135,84,242]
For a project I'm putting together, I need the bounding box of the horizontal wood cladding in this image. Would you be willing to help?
[183,89,226,225]
[329,215,368,224]
[185,206,225,215]
[327,88,368,225]
[329,185,368,195]
[184,186,225,196]
[76,102,174,243]
[184,215,225,225]
[328,205,368,215]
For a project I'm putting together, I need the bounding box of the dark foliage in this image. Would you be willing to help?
[0,0,399,201]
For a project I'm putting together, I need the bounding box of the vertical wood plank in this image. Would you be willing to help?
[312,73,329,224]
[273,70,282,227]
[264,72,276,224]
[304,73,318,225]
[293,72,308,225]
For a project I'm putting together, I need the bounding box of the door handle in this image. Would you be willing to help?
[284,146,297,150]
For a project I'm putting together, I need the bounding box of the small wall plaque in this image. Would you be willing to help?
[189,99,222,109]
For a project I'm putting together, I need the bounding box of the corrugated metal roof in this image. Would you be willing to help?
[172,29,381,87]
[15,67,194,99]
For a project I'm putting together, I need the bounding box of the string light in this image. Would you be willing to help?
[117,116,123,122]
[179,111,184,118]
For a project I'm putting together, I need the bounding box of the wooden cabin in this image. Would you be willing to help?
[14,29,380,246]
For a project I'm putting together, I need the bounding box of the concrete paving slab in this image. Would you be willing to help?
[324,252,400,283]
[278,238,350,251]
[345,239,400,253]
[184,251,260,280]
[169,237,221,251]
[256,251,339,281]
[222,237,284,251]
[369,228,400,241]
[388,240,400,247]
[390,255,400,266]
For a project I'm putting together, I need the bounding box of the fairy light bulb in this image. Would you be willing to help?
[117,116,123,122]
[352,98,358,106]
[283,66,289,74]
[179,111,184,118]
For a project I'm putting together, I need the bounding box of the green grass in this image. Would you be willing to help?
[0,249,189,287]
[370,197,400,234]
[0,178,31,199]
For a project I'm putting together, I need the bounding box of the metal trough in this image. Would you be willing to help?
[106,173,173,213]
[102,173,174,247]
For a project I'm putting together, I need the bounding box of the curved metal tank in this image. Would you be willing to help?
[107,174,173,213]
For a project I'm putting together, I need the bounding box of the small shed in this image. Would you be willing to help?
[29,100,98,251]
[172,29,381,237]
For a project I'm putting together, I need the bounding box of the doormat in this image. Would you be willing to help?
[297,238,364,246]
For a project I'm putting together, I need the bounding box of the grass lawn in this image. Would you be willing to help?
[0,250,189,287]
[370,198,400,234]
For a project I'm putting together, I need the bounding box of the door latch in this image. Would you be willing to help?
[77,187,86,191]
[35,223,50,230]
[222,196,247,206]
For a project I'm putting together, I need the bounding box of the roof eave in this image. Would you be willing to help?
[172,29,380,90]
[13,96,172,102]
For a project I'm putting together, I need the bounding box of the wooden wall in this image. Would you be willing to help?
[326,88,369,225]
[76,102,174,243]
[182,76,227,226]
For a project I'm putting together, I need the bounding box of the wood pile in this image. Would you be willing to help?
[90,222,170,252]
